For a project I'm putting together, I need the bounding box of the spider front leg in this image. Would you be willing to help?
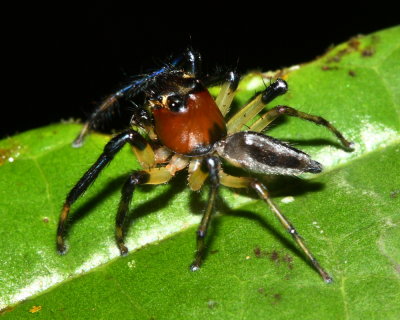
[72,90,151,148]
[214,71,240,116]
[227,78,288,133]
[72,92,121,147]
[57,129,150,253]
[250,105,354,150]
[190,157,220,271]
[183,48,202,77]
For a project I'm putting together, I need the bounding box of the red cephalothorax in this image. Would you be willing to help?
[151,81,227,156]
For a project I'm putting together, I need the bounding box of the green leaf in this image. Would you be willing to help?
[1,26,399,319]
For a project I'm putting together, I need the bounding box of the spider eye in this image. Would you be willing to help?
[167,95,186,112]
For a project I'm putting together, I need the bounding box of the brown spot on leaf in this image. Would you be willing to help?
[254,247,262,258]
[362,35,380,57]
[362,48,375,57]
[321,65,339,71]
[283,254,294,269]
[269,250,280,262]
[324,34,379,66]
[348,37,361,50]
[326,47,352,63]
[348,70,356,77]
[272,293,282,304]
[253,247,294,270]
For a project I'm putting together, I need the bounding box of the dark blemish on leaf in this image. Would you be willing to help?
[207,300,218,309]
[326,47,352,63]
[390,190,400,198]
[43,217,49,223]
[210,249,219,254]
[254,247,294,270]
[269,250,280,262]
[348,70,356,77]
[362,35,380,57]
[362,48,375,57]
[324,34,378,65]
[272,293,282,304]
[321,65,338,71]
[283,254,294,270]
[258,288,283,304]
[257,288,282,305]
[348,37,361,50]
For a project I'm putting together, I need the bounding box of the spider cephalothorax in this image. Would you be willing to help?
[57,49,353,283]
[146,71,227,156]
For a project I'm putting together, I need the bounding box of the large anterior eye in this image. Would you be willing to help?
[167,95,187,112]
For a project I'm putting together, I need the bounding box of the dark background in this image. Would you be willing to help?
[3,5,398,138]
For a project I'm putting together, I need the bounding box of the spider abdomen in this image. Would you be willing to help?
[215,131,323,175]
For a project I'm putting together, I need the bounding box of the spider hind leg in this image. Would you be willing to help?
[215,132,333,282]
[190,157,220,271]
[250,105,354,150]
[219,171,333,283]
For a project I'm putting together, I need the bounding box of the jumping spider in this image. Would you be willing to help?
[57,49,354,283]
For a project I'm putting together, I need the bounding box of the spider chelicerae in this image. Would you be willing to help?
[57,49,354,283]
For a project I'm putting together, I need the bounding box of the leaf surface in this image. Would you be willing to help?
[1,26,399,319]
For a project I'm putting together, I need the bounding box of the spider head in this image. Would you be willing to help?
[145,71,227,156]
[147,71,203,113]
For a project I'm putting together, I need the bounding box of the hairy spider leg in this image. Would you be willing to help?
[115,165,183,255]
[218,171,333,283]
[215,71,240,116]
[57,129,150,253]
[188,158,209,191]
[249,105,354,149]
[72,52,193,148]
[190,157,220,271]
[184,48,202,77]
[116,171,149,255]
[116,154,189,254]
[226,79,288,133]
